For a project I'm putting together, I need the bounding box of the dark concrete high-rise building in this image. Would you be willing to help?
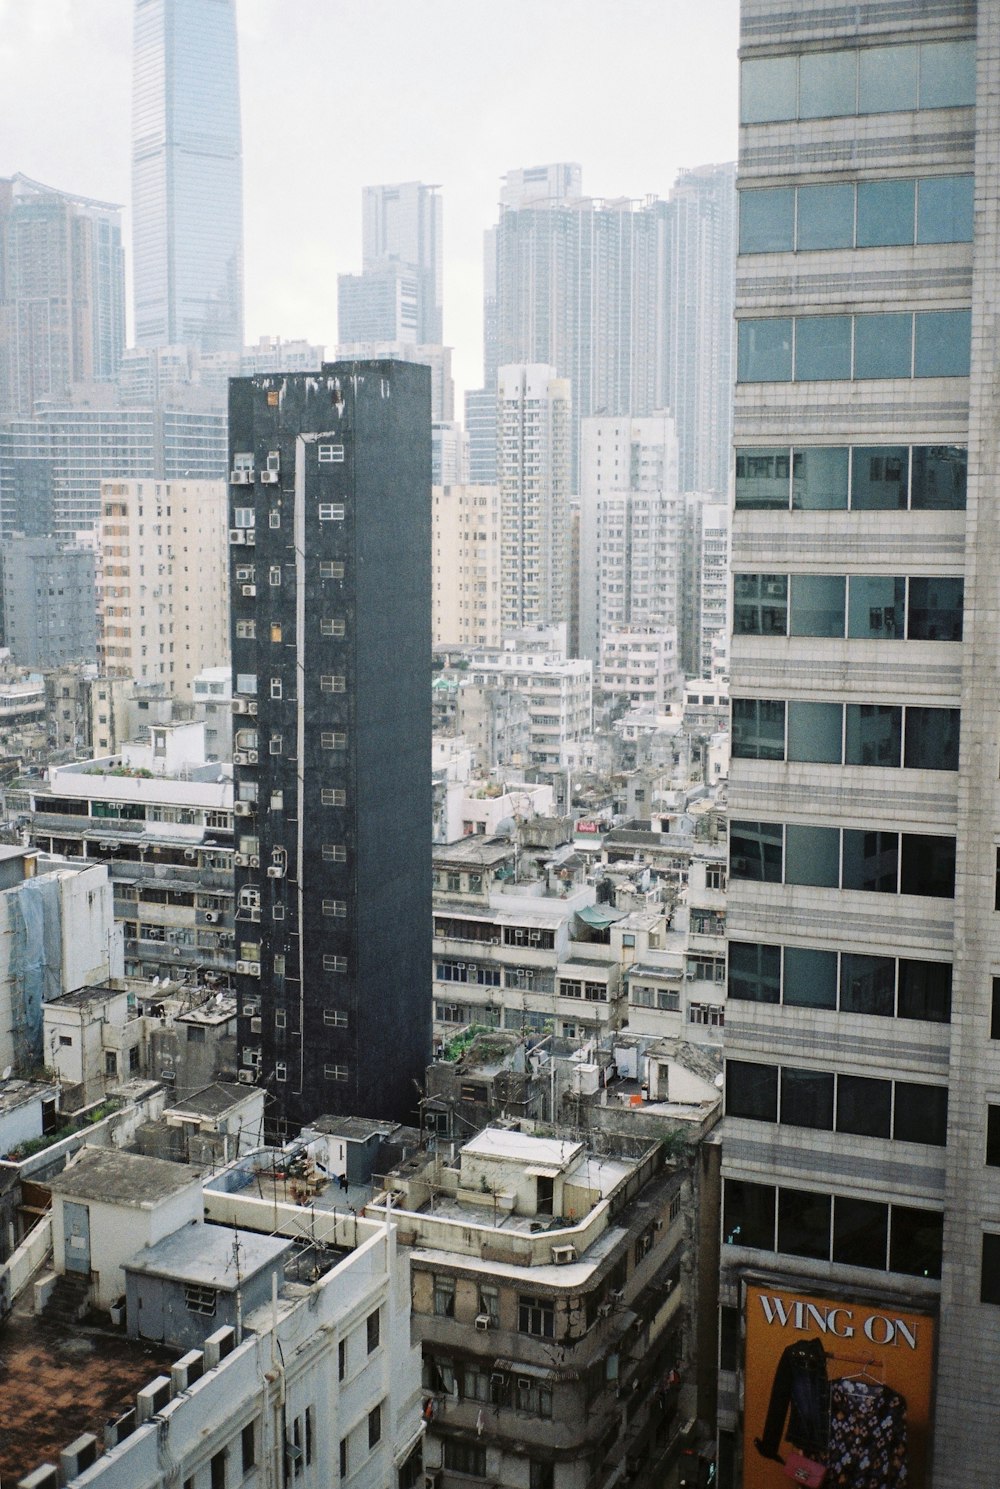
[131,0,244,353]
[228,361,432,1132]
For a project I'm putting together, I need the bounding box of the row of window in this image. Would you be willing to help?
[733,573,963,642]
[235,618,346,639]
[730,821,956,898]
[272,1060,348,1082]
[729,941,952,1022]
[734,445,966,512]
[732,699,959,771]
[737,311,970,383]
[434,916,557,949]
[724,1179,943,1277]
[423,1354,552,1418]
[740,175,973,255]
[741,39,974,123]
[727,1060,948,1146]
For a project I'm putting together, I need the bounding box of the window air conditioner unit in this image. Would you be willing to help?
[234,853,249,867]
[246,750,259,763]
[229,529,246,544]
[236,961,249,974]
[233,801,252,816]
[475,1313,492,1331]
[598,1301,612,1319]
[654,1218,665,1231]
[249,855,260,868]
[183,848,197,860]
[247,701,258,715]
[233,699,249,714]
[245,531,256,545]
[233,752,247,766]
[260,469,279,485]
[247,963,261,977]
[610,1289,625,1303]
[238,1069,255,1084]
[204,911,219,924]
[551,1244,577,1265]
[241,583,257,597]
[267,865,284,879]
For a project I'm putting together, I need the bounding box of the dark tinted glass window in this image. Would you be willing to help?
[791,446,850,510]
[787,701,842,764]
[778,1188,831,1260]
[913,309,971,378]
[895,1083,948,1146]
[986,1106,1000,1167]
[833,1196,888,1269]
[845,705,902,767]
[910,445,966,510]
[838,1074,892,1137]
[781,1067,834,1129]
[790,574,846,637]
[726,1060,778,1121]
[730,821,783,883]
[851,446,908,509]
[982,1234,1000,1304]
[719,1305,740,1370]
[900,834,956,898]
[858,44,917,114]
[917,175,974,244]
[728,941,781,1004]
[890,1206,943,1279]
[733,573,788,635]
[783,946,838,1010]
[724,1179,775,1249]
[740,189,795,253]
[904,707,960,770]
[735,448,791,509]
[907,577,963,641]
[738,319,793,381]
[898,960,952,1023]
[842,830,898,892]
[785,824,840,888]
[795,315,852,380]
[856,179,914,247]
[853,313,912,379]
[848,575,905,639]
[796,183,854,248]
[840,954,895,1017]
[992,978,1000,1039]
[732,698,786,760]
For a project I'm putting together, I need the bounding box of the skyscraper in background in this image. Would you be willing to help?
[497,364,571,633]
[131,0,244,353]
[0,174,125,415]
[338,182,443,345]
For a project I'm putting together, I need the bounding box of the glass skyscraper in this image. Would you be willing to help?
[131,0,244,353]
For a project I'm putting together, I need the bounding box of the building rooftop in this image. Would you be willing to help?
[125,1220,291,1289]
[433,837,516,867]
[48,1148,202,1207]
[461,1128,583,1172]
[167,1082,251,1120]
[0,1078,54,1116]
[307,1115,396,1142]
[44,983,125,1011]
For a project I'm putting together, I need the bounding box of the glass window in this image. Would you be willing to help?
[851,447,908,510]
[848,575,905,639]
[735,448,791,510]
[858,44,918,114]
[898,959,952,1023]
[910,445,966,510]
[854,313,913,379]
[904,707,960,770]
[981,1234,1000,1304]
[840,953,896,1016]
[795,315,852,380]
[785,825,840,888]
[992,978,1000,1039]
[799,49,856,118]
[740,56,798,123]
[856,179,915,247]
[914,309,971,377]
[791,447,849,510]
[781,1067,834,1130]
[838,1074,891,1137]
[730,821,783,883]
[740,189,795,253]
[890,1206,943,1279]
[783,946,838,1010]
[732,698,786,760]
[917,175,974,243]
[796,183,854,249]
[733,573,788,635]
[726,1060,778,1121]
[845,705,902,767]
[790,574,845,637]
[778,1188,831,1260]
[833,1196,888,1269]
[738,318,793,382]
[723,1179,775,1249]
[728,941,781,1004]
[900,834,956,898]
[895,1083,948,1146]
[842,830,899,892]
[907,577,964,641]
[918,39,975,109]
[787,701,842,764]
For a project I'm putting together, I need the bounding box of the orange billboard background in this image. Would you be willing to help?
[742,1284,935,1489]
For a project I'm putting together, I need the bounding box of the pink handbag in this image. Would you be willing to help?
[783,1453,827,1488]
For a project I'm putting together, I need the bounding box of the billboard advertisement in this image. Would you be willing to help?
[742,1283,935,1489]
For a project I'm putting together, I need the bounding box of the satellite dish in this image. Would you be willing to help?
[714,1072,724,1088]
[151,976,160,986]
[1,1066,12,1080]
[494,816,516,837]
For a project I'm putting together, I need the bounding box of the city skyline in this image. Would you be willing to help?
[0,0,740,398]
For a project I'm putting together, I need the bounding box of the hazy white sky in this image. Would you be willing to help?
[0,0,740,398]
